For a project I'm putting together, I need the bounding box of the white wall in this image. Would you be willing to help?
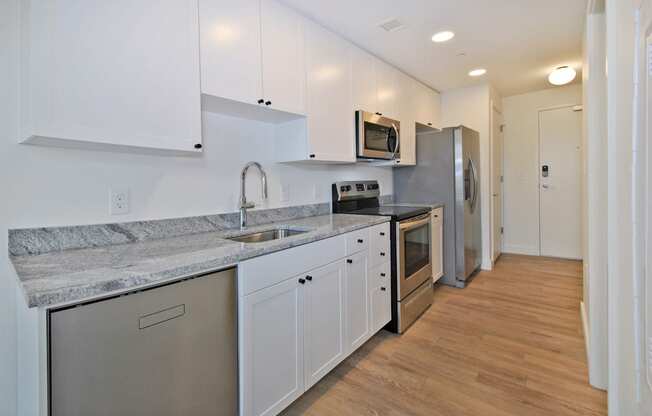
[582,0,608,390]
[0,0,393,413]
[441,83,499,270]
[501,84,582,255]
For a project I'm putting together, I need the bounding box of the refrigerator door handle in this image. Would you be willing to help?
[469,158,478,213]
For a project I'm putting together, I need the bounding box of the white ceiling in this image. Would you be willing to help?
[281,0,586,96]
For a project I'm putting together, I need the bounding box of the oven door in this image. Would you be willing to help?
[356,111,400,160]
[397,213,432,299]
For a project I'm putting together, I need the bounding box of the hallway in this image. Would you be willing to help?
[282,254,607,416]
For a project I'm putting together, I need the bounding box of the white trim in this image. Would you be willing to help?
[581,301,591,366]
[502,244,540,256]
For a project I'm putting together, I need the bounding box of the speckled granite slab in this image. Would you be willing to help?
[9,203,330,256]
[10,213,389,308]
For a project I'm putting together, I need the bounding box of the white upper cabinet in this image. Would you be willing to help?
[413,79,442,129]
[199,0,263,107]
[20,0,202,153]
[351,49,378,113]
[375,63,398,119]
[200,0,306,121]
[395,73,417,166]
[303,22,355,162]
[260,0,306,115]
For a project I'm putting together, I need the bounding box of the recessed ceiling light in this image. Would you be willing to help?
[432,31,455,43]
[468,68,487,77]
[548,66,576,86]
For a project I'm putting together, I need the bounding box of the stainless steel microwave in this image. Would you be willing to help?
[355,110,401,160]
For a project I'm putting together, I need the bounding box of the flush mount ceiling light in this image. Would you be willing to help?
[468,68,487,77]
[432,31,455,43]
[548,66,576,86]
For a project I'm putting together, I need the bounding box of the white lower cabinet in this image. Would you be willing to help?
[303,261,346,388]
[431,207,444,282]
[241,277,304,416]
[239,224,391,416]
[369,262,392,333]
[345,251,370,353]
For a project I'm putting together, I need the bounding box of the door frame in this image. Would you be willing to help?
[490,102,504,264]
[537,103,583,258]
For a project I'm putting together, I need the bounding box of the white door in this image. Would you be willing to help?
[345,251,370,353]
[539,106,583,259]
[492,106,504,261]
[260,0,306,115]
[241,277,304,416]
[304,22,355,162]
[199,0,263,106]
[303,260,346,388]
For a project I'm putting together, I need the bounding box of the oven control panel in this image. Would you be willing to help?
[333,180,381,201]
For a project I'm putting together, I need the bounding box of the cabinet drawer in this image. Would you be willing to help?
[239,234,345,295]
[368,222,390,267]
[432,207,443,224]
[369,262,390,287]
[345,228,370,255]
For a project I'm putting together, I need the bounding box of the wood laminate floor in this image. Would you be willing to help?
[282,254,607,416]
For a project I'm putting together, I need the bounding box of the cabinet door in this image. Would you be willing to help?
[260,0,306,115]
[199,0,263,106]
[304,22,355,162]
[432,208,444,282]
[23,0,201,152]
[370,271,391,333]
[303,260,346,388]
[242,277,304,416]
[396,73,417,166]
[376,62,398,119]
[345,251,371,353]
[351,48,378,113]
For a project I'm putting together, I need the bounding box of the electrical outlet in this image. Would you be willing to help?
[280,184,290,203]
[110,188,130,215]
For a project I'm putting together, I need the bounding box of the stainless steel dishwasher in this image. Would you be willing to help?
[48,268,237,416]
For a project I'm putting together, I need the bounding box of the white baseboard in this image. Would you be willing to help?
[502,244,540,256]
[580,301,590,365]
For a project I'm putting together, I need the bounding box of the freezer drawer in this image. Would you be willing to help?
[48,268,237,416]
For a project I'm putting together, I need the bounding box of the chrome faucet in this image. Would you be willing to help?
[240,162,268,229]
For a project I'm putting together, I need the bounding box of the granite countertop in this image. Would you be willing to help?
[11,214,389,309]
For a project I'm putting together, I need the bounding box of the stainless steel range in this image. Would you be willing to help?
[332,180,433,333]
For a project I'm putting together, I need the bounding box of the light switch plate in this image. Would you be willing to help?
[110,188,130,215]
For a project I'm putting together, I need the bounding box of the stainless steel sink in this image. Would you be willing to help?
[228,228,308,243]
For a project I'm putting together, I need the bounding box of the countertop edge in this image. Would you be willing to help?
[19,215,391,309]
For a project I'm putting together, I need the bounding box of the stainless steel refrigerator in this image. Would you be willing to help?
[393,126,482,288]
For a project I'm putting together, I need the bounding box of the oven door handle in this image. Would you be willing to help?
[399,213,431,231]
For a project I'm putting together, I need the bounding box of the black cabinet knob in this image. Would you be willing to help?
[375,112,382,116]
[380,232,385,236]
[298,278,306,284]
[257,99,264,104]
[309,154,316,158]
[381,287,386,291]
[357,239,364,243]
[194,143,202,149]
[380,252,386,256]
[428,122,433,126]
[306,275,313,281]
[265,101,272,106]
[380,273,386,277]
[434,215,438,218]
[346,259,353,264]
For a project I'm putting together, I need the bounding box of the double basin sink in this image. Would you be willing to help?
[228,227,309,244]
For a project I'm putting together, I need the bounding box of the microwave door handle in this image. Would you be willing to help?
[389,123,400,160]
